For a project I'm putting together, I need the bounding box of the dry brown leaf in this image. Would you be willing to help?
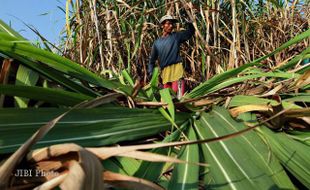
[103,170,164,190]
[118,150,187,164]
[27,143,82,162]
[28,143,170,190]
[284,108,310,117]
[87,144,184,161]
[192,98,216,107]
[301,117,310,125]
[0,59,11,84]
[28,144,104,190]
[59,160,86,190]
[260,84,283,97]
[33,172,67,190]
[273,56,292,69]
[35,160,63,173]
[294,69,310,88]
[266,95,287,130]
[229,104,272,117]
[135,101,168,107]
[78,149,104,190]
[131,78,142,98]
[0,111,69,189]
[245,85,268,96]
[89,149,208,167]
[116,0,131,9]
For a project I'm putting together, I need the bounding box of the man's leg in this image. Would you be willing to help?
[164,82,172,89]
[171,81,178,93]
[179,79,185,96]
[171,79,185,98]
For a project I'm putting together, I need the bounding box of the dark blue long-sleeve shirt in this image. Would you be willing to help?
[148,23,195,75]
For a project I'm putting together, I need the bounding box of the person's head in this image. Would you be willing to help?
[159,15,177,34]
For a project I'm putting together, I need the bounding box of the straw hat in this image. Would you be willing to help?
[159,15,178,24]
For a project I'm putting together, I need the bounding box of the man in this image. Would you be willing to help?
[148,15,195,98]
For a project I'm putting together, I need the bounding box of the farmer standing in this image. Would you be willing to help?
[148,14,195,98]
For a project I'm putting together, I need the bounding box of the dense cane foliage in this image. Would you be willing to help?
[0,0,309,189]
[61,0,309,86]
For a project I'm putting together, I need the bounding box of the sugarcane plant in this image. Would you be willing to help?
[0,1,309,189]
[61,0,309,86]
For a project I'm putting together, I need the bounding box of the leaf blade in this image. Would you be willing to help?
[194,107,295,189]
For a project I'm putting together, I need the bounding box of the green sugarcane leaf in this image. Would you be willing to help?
[121,69,134,86]
[0,19,25,39]
[194,106,295,189]
[0,36,132,95]
[115,157,141,176]
[3,53,98,97]
[284,94,310,103]
[160,88,175,121]
[168,126,199,190]
[286,131,310,146]
[103,157,141,176]
[259,127,310,188]
[201,52,206,77]
[150,67,159,88]
[0,20,42,108]
[205,71,300,96]
[0,85,92,106]
[186,62,258,99]
[14,65,39,108]
[0,107,189,153]
[134,121,187,181]
[102,157,129,175]
[229,95,301,109]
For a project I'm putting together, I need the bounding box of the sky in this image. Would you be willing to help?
[0,0,65,44]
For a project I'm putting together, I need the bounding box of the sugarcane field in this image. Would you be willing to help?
[0,0,309,189]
